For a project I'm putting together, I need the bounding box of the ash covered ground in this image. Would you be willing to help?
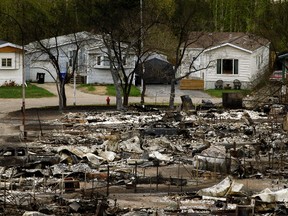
[1,104,288,215]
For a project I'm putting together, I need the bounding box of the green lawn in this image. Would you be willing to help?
[0,84,54,98]
[205,89,251,98]
[106,84,141,96]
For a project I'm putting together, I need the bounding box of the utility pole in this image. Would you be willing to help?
[140,0,146,105]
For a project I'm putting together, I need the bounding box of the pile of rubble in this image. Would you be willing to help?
[1,104,288,215]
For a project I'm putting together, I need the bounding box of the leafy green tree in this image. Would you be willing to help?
[209,0,258,32]
[254,0,288,52]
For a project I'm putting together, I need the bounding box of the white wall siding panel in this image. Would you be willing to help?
[87,69,113,84]
[0,70,22,85]
[205,46,251,84]
[0,52,22,86]
[179,48,204,79]
[29,62,56,83]
[182,34,270,90]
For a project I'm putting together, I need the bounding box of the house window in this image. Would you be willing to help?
[96,56,101,65]
[96,55,125,67]
[217,59,238,74]
[122,57,127,66]
[96,56,110,66]
[69,50,77,67]
[257,55,263,69]
[103,56,110,66]
[2,58,12,67]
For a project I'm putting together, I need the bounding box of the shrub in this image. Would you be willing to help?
[1,80,19,87]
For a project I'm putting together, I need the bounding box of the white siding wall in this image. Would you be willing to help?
[25,37,97,83]
[86,68,135,84]
[250,45,270,79]
[182,44,270,89]
[29,61,56,83]
[86,49,136,84]
[203,46,251,89]
[26,44,83,83]
[26,39,136,85]
[87,69,114,84]
[0,52,22,85]
[26,49,58,83]
[179,48,204,79]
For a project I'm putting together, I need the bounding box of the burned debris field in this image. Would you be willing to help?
[1,104,288,215]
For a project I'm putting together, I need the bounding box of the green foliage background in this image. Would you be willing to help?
[0,0,287,52]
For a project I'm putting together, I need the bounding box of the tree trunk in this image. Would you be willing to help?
[140,81,146,105]
[123,93,129,107]
[58,80,67,110]
[111,70,123,110]
[169,79,176,109]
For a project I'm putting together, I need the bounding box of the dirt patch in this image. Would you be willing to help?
[78,85,107,95]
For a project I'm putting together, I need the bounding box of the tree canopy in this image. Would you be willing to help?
[0,0,287,53]
[1,0,288,109]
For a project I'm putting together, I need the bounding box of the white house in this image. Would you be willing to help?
[25,31,135,84]
[179,32,270,89]
[0,40,23,86]
[86,44,135,84]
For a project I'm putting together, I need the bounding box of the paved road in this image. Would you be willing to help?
[0,83,221,114]
[0,83,221,137]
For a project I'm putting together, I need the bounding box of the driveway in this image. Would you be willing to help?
[145,84,216,100]
[0,83,221,114]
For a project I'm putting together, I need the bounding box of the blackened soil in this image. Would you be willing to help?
[6,104,170,120]
[6,105,119,120]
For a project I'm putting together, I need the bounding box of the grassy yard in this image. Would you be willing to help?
[205,89,251,98]
[0,84,54,98]
[106,84,141,96]
[0,83,141,99]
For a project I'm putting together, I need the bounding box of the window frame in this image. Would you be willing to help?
[96,56,101,65]
[103,56,110,66]
[217,59,238,75]
[68,50,77,68]
[1,58,12,67]
[95,55,128,67]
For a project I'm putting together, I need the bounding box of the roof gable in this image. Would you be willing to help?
[186,32,269,52]
[0,40,22,50]
[204,43,253,54]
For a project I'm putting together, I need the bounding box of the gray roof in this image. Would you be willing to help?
[25,31,102,52]
[186,32,269,52]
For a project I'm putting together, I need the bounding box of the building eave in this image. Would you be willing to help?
[204,43,253,54]
[0,42,23,50]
